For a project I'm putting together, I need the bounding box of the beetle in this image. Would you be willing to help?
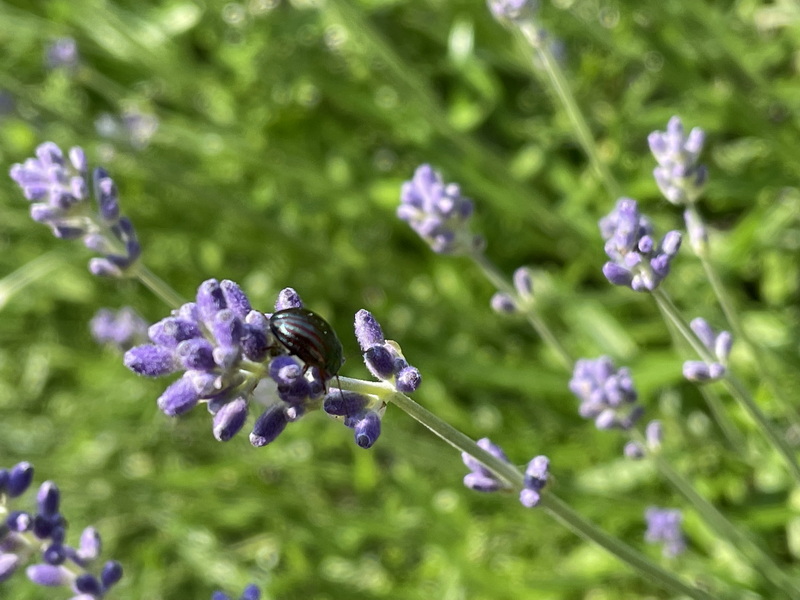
[269,307,344,387]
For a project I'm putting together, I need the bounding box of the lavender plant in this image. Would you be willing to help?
[4,2,800,598]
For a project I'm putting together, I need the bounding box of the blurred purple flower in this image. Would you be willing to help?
[649,116,707,205]
[599,198,681,292]
[569,356,643,430]
[398,164,484,255]
[487,0,537,22]
[645,507,687,557]
[212,584,261,600]
[45,38,79,71]
[90,307,149,351]
[8,142,141,278]
[683,318,732,383]
[0,462,122,596]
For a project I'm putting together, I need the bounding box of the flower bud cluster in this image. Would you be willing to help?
[461,438,549,508]
[569,356,643,430]
[212,584,261,600]
[683,318,732,383]
[9,142,141,278]
[624,420,664,460]
[599,198,681,292]
[323,390,385,449]
[490,266,535,314]
[648,116,707,206]
[0,462,123,597]
[354,310,421,394]
[644,507,686,558]
[398,164,484,255]
[90,307,149,351]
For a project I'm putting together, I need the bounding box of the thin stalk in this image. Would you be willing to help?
[652,288,800,484]
[516,22,622,200]
[128,263,187,309]
[470,251,574,371]
[337,377,717,599]
[0,252,64,311]
[687,207,800,426]
[652,454,800,598]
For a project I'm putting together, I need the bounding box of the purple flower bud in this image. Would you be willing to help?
[275,287,303,311]
[45,38,79,70]
[519,488,541,508]
[93,168,119,223]
[602,262,634,286]
[462,438,510,492]
[7,511,32,532]
[364,345,395,379]
[250,406,289,447]
[212,397,249,442]
[36,481,60,517]
[353,411,381,448]
[77,527,101,562]
[7,462,34,497]
[101,560,123,588]
[26,563,71,586]
[323,390,370,416]
[157,376,201,416]
[354,309,385,350]
[211,309,242,349]
[124,345,178,377]
[148,317,202,348]
[240,584,261,600]
[683,209,708,254]
[0,553,20,582]
[75,572,103,595]
[242,312,271,362]
[624,441,645,459]
[487,0,535,22]
[395,366,421,393]
[42,543,66,565]
[490,292,517,314]
[88,258,124,278]
[196,279,227,324]
[513,267,534,298]
[220,279,252,319]
[464,472,505,492]
[646,420,663,450]
[683,361,711,382]
[176,338,216,371]
[715,331,733,363]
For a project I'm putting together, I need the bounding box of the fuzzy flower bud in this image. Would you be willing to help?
[645,507,686,557]
[683,318,732,383]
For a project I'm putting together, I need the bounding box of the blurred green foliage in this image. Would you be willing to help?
[1,0,799,598]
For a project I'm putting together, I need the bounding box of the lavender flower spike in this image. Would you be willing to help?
[398,164,484,255]
[9,142,141,278]
[645,507,687,557]
[0,462,123,596]
[648,116,708,205]
[569,356,643,430]
[683,318,732,383]
[599,198,681,292]
[90,306,149,351]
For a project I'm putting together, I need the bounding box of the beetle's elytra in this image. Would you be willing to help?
[269,307,344,382]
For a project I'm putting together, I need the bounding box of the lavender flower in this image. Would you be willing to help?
[462,438,512,492]
[648,116,708,205]
[45,38,79,71]
[354,309,421,394]
[398,164,484,255]
[212,584,261,600]
[95,110,159,150]
[8,142,141,278]
[683,318,732,383]
[624,441,645,460]
[0,462,122,596]
[90,307,149,351]
[645,507,687,558]
[124,281,345,447]
[569,356,643,430]
[599,198,681,292]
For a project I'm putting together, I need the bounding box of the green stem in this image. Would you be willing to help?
[652,288,800,484]
[687,207,800,427]
[336,377,717,599]
[128,263,187,309]
[516,22,622,200]
[470,252,574,371]
[652,453,800,597]
[0,252,64,311]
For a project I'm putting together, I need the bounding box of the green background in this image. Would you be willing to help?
[1,0,799,598]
